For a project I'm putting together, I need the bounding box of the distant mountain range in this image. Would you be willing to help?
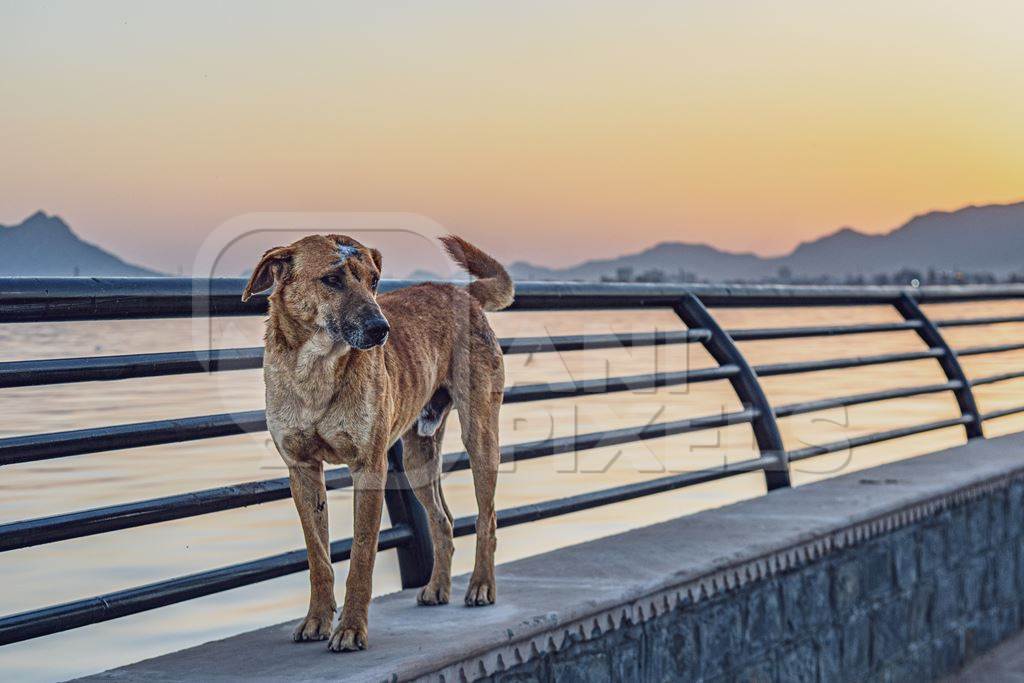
[0,211,161,276]
[509,202,1024,281]
[3,202,1022,280]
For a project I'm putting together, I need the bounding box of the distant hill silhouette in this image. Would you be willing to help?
[510,201,1024,281]
[7,202,1023,280]
[0,211,162,276]
[510,242,770,281]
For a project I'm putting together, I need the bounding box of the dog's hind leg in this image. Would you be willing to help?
[455,393,501,607]
[402,416,455,605]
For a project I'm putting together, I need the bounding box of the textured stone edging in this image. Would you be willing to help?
[424,467,1024,682]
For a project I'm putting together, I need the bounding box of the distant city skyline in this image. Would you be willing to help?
[3,1,1023,273]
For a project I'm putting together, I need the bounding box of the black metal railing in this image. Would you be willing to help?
[2,277,1024,646]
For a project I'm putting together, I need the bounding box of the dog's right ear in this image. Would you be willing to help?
[242,246,294,301]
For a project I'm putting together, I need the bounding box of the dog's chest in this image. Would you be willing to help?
[268,398,373,466]
[265,362,377,466]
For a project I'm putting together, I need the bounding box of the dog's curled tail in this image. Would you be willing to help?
[439,235,515,311]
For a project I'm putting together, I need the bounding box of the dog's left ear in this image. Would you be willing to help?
[242,246,294,301]
[369,247,383,273]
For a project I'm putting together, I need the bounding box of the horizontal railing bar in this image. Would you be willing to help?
[753,348,945,377]
[0,411,267,467]
[0,331,712,389]
[786,415,973,461]
[0,348,264,389]
[451,456,777,536]
[508,285,904,309]
[501,329,710,354]
[502,365,737,403]
[0,278,264,323]
[443,407,760,473]
[970,370,1024,387]
[773,381,962,419]
[0,366,740,467]
[727,321,921,341]
[5,278,1024,322]
[0,468,355,553]
[935,314,1024,328]
[982,405,1024,421]
[955,342,1024,357]
[0,408,757,552]
[0,279,873,321]
[511,283,1024,307]
[0,525,413,646]
[11,333,1007,394]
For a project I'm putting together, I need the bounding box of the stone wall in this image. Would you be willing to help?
[487,478,1024,683]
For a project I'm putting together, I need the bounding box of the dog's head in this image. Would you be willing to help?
[242,234,389,350]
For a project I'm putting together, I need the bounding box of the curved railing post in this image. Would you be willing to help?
[674,294,792,490]
[895,293,984,439]
[383,440,434,588]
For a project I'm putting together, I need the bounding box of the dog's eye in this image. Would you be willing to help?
[321,275,343,289]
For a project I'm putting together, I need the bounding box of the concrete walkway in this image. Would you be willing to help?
[78,433,1024,682]
[946,632,1024,682]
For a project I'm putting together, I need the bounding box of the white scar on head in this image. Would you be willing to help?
[336,244,360,264]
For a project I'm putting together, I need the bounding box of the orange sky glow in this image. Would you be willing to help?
[2,1,1022,274]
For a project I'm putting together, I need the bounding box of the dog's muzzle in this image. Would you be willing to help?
[338,313,389,350]
[359,316,390,348]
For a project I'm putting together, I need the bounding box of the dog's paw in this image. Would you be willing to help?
[464,578,496,607]
[292,612,333,642]
[417,582,450,606]
[328,623,368,652]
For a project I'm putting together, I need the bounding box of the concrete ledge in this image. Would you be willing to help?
[944,631,1024,682]
[82,434,1024,682]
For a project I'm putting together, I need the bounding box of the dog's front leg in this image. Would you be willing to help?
[288,461,336,642]
[329,454,387,652]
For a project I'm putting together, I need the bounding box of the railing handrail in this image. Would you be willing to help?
[5,277,1024,322]
[2,277,1023,647]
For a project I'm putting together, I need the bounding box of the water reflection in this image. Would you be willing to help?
[1,301,1022,680]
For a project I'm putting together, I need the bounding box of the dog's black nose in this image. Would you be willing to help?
[363,318,390,346]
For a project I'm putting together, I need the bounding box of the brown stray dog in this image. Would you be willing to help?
[242,234,513,652]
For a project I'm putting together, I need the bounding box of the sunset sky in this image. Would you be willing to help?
[2,1,1022,274]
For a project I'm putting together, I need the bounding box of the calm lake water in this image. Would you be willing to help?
[1,301,1023,681]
